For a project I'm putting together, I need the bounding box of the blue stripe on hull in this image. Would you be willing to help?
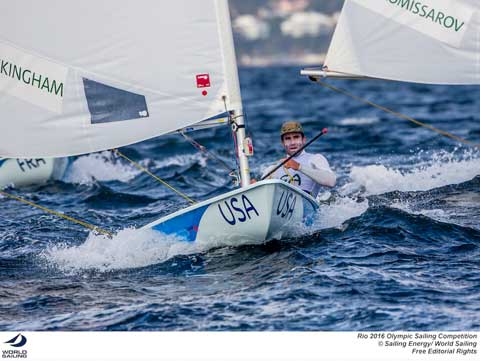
[0,159,6,168]
[152,205,209,242]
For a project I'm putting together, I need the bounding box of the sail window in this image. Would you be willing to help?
[83,78,149,124]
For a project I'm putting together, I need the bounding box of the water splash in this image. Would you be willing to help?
[313,196,369,230]
[341,149,480,196]
[149,153,207,169]
[64,152,139,185]
[42,228,201,272]
[64,152,208,186]
[337,117,379,126]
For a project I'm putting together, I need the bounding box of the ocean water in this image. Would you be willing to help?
[1,67,479,331]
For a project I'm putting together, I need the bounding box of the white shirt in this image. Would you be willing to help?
[262,151,336,197]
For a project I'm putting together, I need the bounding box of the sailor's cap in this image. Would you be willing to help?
[280,121,304,138]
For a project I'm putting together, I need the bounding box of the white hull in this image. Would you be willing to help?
[143,180,319,245]
[0,158,70,189]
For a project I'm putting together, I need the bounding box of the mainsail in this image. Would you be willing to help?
[322,0,480,84]
[0,0,242,158]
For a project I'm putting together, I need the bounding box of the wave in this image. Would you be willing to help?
[387,178,480,231]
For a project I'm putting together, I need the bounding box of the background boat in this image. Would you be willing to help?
[0,158,71,189]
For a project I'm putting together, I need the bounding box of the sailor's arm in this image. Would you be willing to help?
[298,155,336,187]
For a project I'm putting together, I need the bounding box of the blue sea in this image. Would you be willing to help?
[1,67,479,331]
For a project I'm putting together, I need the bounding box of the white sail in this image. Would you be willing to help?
[324,0,480,84]
[0,0,241,158]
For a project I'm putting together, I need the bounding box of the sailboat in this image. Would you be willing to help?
[302,0,479,86]
[0,0,318,243]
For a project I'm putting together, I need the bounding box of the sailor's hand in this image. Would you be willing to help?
[283,159,300,171]
[250,179,257,184]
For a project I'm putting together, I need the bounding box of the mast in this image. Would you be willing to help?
[231,109,252,188]
[216,0,251,187]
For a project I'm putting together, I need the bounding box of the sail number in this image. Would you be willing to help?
[16,158,47,172]
[276,191,297,220]
[218,195,259,226]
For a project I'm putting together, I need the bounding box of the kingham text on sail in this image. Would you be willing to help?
[0,59,64,97]
[386,0,465,32]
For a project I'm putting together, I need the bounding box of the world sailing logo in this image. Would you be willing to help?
[2,334,28,359]
[4,334,27,348]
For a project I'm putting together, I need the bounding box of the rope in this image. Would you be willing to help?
[180,132,240,186]
[111,148,196,204]
[0,190,113,237]
[283,166,295,184]
[316,80,480,149]
[180,132,234,173]
[1,148,196,236]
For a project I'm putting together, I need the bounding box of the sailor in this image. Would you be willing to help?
[262,121,336,197]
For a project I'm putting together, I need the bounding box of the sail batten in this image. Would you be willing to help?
[323,0,480,85]
[0,0,241,158]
